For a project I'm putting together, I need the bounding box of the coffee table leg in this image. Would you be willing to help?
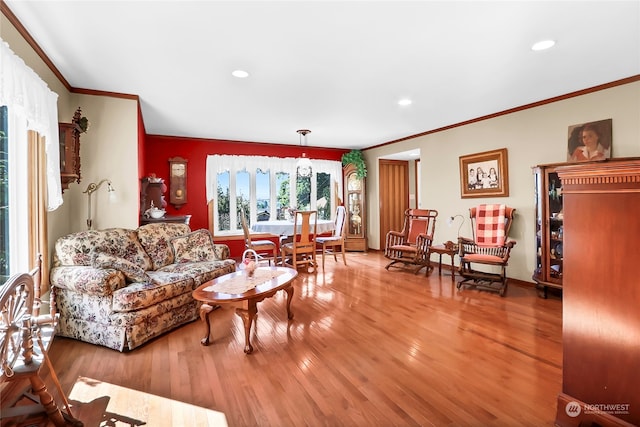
[284,285,294,320]
[199,303,216,346]
[235,300,258,354]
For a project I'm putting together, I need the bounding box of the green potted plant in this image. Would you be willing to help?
[341,149,367,179]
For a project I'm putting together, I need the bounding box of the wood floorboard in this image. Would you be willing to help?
[35,251,562,426]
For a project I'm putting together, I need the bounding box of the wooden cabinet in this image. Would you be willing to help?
[532,163,565,297]
[140,177,167,216]
[343,164,367,251]
[139,177,191,226]
[554,158,640,427]
[59,108,83,192]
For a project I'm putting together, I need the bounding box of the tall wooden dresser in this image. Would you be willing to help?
[555,158,640,427]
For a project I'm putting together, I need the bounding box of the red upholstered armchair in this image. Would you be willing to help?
[384,209,438,275]
[456,204,516,297]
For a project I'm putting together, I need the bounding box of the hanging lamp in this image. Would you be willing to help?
[296,129,313,177]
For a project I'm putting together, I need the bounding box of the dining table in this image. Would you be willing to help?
[250,219,334,236]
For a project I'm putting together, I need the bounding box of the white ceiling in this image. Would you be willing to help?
[4,1,640,152]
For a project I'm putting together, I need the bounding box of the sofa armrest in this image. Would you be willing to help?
[50,266,126,296]
[213,244,230,261]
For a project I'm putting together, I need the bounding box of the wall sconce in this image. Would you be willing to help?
[83,179,115,230]
[447,214,465,238]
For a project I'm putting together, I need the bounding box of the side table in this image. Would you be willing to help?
[430,241,458,279]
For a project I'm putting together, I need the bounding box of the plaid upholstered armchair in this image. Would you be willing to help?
[457,204,516,297]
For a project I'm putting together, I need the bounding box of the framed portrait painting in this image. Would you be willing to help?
[459,148,509,198]
[567,118,612,162]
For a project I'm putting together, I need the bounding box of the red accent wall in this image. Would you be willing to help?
[143,135,348,250]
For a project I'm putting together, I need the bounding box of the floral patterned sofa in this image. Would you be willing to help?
[49,223,236,351]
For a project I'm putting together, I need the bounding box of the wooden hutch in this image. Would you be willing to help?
[554,158,640,427]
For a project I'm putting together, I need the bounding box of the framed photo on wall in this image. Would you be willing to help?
[567,118,612,162]
[459,148,509,198]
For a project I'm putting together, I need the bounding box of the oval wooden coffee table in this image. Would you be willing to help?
[192,266,298,354]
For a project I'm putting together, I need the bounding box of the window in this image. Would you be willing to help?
[206,155,343,235]
[1,41,61,289]
[316,172,331,220]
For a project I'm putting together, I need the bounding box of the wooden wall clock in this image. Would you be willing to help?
[168,156,188,209]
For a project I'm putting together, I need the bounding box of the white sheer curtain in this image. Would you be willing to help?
[0,39,62,210]
[205,154,343,202]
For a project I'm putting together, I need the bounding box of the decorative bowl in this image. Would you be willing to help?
[148,209,165,219]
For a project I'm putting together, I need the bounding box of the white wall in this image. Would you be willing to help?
[365,81,640,282]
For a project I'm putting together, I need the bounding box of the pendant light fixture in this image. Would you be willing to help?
[296,129,313,177]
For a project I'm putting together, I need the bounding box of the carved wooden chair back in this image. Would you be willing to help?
[281,210,318,272]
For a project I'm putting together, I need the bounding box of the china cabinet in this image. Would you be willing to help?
[343,163,367,251]
[532,163,565,298]
[59,108,83,192]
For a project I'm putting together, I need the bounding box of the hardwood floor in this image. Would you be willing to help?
[43,251,563,426]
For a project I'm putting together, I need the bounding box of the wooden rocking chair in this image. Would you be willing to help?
[384,209,438,275]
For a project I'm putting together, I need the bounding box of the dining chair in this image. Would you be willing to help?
[315,206,347,269]
[281,210,318,272]
[457,204,516,297]
[240,210,278,265]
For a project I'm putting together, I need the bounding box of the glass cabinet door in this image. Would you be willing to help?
[347,174,363,237]
[533,164,563,297]
[343,164,367,251]
[546,170,563,284]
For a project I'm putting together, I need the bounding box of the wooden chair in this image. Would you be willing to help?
[316,206,347,269]
[281,210,318,273]
[1,259,81,426]
[384,209,438,275]
[456,204,516,297]
[240,210,278,265]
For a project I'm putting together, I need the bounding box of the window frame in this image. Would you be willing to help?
[206,155,342,237]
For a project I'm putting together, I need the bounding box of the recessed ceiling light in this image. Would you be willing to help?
[398,98,412,106]
[531,40,555,51]
[232,70,249,78]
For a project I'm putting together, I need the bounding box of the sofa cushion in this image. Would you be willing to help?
[157,259,237,286]
[170,229,217,263]
[92,251,151,283]
[137,223,192,270]
[111,271,195,312]
[54,228,152,270]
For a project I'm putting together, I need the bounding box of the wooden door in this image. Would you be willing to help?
[379,159,409,248]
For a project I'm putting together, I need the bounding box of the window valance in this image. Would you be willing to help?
[0,39,62,210]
